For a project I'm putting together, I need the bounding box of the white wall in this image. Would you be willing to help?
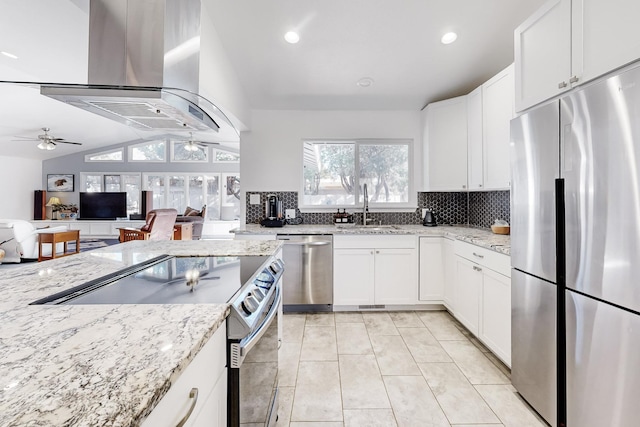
[0,156,42,219]
[240,109,423,192]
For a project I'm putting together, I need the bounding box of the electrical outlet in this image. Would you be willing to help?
[422,208,428,218]
[285,209,296,219]
[249,194,261,205]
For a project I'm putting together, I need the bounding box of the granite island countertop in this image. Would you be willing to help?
[0,239,282,426]
[234,224,511,256]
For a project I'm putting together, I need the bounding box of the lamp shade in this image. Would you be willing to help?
[46,197,61,206]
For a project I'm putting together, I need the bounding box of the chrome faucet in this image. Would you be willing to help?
[363,183,372,225]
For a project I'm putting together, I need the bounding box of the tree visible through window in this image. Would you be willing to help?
[303,140,410,207]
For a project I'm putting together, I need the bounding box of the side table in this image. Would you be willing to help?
[173,223,193,240]
[38,229,80,261]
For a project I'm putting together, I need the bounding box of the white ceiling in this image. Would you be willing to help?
[208,0,547,110]
[0,0,546,160]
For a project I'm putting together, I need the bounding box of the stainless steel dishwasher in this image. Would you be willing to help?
[276,234,333,312]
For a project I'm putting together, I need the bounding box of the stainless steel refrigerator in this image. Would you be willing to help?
[512,62,640,427]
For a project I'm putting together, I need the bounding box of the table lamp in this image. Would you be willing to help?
[46,197,61,219]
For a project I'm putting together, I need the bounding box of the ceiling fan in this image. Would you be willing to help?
[13,127,83,150]
[177,132,220,151]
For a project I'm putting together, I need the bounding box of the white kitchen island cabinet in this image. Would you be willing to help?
[454,241,511,366]
[141,322,227,427]
[334,235,418,307]
[515,0,640,112]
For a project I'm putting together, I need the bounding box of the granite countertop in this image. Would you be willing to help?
[0,239,282,426]
[234,224,511,256]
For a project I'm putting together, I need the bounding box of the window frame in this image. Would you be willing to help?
[84,148,124,162]
[299,138,415,212]
[128,140,167,163]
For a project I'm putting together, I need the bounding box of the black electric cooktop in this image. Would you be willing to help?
[31,255,270,305]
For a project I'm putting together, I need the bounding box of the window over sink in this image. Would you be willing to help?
[302,139,413,209]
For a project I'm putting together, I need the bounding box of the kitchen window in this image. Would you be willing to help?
[128,140,166,162]
[84,148,124,162]
[302,139,413,209]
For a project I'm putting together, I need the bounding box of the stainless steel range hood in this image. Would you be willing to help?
[41,0,234,135]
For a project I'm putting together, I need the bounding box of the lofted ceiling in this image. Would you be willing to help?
[0,0,546,160]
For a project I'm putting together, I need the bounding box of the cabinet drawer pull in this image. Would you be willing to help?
[472,252,484,259]
[558,81,568,89]
[376,250,380,254]
[569,75,579,84]
[176,387,199,427]
[473,266,482,272]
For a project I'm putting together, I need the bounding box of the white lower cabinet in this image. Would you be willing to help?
[442,237,456,312]
[480,268,511,366]
[142,321,227,427]
[454,241,511,366]
[454,255,483,336]
[418,237,445,302]
[334,235,417,306]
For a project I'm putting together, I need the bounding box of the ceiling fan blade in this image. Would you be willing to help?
[51,137,65,141]
[11,138,39,142]
[59,141,83,145]
[194,141,220,146]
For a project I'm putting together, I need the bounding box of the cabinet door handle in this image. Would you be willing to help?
[376,250,380,254]
[558,81,568,89]
[462,185,467,189]
[473,266,482,272]
[472,252,484,259]
[371,251,374,255]
[478,184,482,188]
[176,387,199,427]
[569,75,579,84]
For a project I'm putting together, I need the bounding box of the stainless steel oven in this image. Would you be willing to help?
[227,257,283,427]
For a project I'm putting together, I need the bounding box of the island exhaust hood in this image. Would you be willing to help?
[41,0,234,135]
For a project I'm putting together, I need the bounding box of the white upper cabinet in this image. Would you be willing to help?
[467,65,514,191]
[514,0,572,112]
[422,96,468,191]
[481,64,514,190]
[575,0,640,84]
[466,87,484,190]
[516,0,640,112]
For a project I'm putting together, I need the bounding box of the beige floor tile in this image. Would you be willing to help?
[289,423,343,427]
[440,341,509,385]
[279,341,302,387]
[277,386,296,426]
[291,361,343,422]
[370,335,420,376]
[336,323,373,355]
[335,312,364,323]
[300,326,337,361]
[418,362,500,425]
[484,352,511,380]
[383,375,450,427]
[343,409,397,427]
[306,312,336,326]
[475,385,547,427]
[339,355,390,409]
[362,312,400,336]
[398,327,452,363]
[283,314,307,343]
[389,311,423,327]
[418,311,467,340]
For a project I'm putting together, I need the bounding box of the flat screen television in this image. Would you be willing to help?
[79,192,127,220]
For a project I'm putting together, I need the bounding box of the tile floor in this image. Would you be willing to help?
[277,310,547,427]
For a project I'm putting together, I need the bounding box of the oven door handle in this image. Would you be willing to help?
[232,285,281,368]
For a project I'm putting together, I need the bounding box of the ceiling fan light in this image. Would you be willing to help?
[46,142,56,150]
[37,142,47,150]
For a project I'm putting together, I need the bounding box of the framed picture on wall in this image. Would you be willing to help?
[47,174,74,192]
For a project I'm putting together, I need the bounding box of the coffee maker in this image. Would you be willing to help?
[260,194,286,227]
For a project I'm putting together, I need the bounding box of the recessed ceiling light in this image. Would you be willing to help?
[356,77,374,88]
[284,31,300,44]
[441,32,458,45]
[1,51,18,59]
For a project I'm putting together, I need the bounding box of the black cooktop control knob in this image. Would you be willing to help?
[241,294,259,315]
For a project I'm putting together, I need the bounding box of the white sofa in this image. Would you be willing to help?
[0,220,68,263]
